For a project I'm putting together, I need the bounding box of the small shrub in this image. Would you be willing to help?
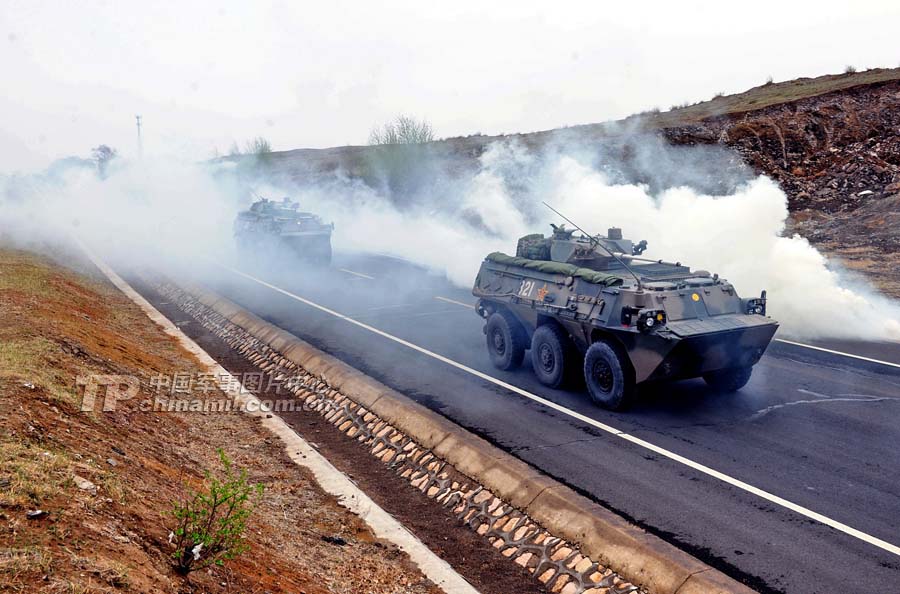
[244,136,272,155]
[168,450,263,575]
[844,65,857,74]
[713,91,725,99]
[765,75,774,85]
[361,115,438,201]
[369,115,434,145]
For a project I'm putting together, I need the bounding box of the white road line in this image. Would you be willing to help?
[363,303,419,312]
[338,268,375,280]
[435,296,476,309]
[774,338,900,369]
[372,251,419,265]
[220,264,900,559]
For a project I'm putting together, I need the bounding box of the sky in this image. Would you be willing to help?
[2,0,899,172]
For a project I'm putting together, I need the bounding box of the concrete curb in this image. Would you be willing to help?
[181,281,755,594]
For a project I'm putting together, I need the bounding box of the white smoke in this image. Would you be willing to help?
[0,158,241,267]
[292,140,900,342]
[2,140,899,342]
[546,158,900,341]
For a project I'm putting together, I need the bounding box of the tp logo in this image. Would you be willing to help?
[77,375,140,412]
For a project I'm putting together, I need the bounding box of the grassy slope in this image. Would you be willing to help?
[606,67,900,130]
[0,247,436,594]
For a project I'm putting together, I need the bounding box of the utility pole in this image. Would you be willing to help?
[135,114,143,159]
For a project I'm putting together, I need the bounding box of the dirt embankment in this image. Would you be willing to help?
[0,247,439,593]
[666,79,900,213]
[661,77,900,295]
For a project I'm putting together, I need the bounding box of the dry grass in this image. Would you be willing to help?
[0,440,71,508]
[0,338,76,404]
[617,67,900,129]
[0,337,57,377]
[0,547,54,582]
[0,257,57,299]
[68,556,131,590]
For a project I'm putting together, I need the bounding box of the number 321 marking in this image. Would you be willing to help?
[518,280,535,297]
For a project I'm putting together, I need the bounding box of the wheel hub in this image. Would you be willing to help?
[591,359,614,392]
[491,330,506,354]
[538,343,555,372]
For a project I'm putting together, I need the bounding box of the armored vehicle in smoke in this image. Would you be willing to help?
[234,197,334,265]
[472,218,778,409]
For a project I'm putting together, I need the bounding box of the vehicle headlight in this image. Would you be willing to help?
[744,291,767,316]
[637,309,666,332]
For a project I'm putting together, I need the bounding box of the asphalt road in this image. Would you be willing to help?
[172,252,900,594]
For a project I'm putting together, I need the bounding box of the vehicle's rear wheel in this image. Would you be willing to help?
[583,341,634,410]
[703,366,753,392]
[485,310,526,371]
[531,324,572,388]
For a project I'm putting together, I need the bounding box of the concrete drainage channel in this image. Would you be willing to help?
[156,279,756,594]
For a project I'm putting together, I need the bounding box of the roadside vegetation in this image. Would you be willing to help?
[369,114,435,145]
[629,66,900,127]
[228,137,273,156]
[169,450,263,575]
[364,114,437,200]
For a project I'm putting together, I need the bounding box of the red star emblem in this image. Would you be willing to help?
[536,284,549,301]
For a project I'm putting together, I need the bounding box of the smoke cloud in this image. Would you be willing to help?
[0,158,242,268]
[2,138,899,342]
[288,139,900,342]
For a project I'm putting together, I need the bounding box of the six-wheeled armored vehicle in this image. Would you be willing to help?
[234,197,334,265]
[472,224,778,409]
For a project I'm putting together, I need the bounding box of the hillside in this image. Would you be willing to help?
[248,67,900,296]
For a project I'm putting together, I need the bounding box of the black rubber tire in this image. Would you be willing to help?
[703,366,753,393]
[485,310,526,371]
[530,324,572,388]
[583,341,635,410]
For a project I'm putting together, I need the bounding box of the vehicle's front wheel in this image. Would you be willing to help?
[583,341,634,410]
[703,366,753,392]
[485,310,526,371]
[531,324,572,388]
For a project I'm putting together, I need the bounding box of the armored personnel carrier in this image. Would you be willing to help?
[472,222,778,409]
[233,197,333,265]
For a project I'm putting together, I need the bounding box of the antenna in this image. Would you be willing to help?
[135,115,143,159]
[542,201,644,291]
